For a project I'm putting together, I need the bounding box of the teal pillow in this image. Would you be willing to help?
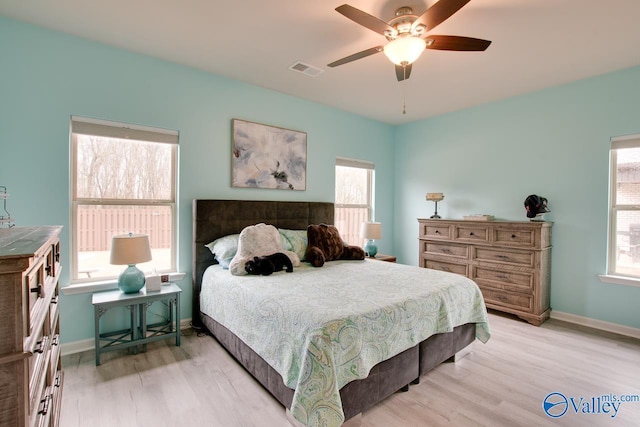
[204,234,239,269]
[279,229,308,261]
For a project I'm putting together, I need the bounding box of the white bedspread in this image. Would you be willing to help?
[200,259,490,427]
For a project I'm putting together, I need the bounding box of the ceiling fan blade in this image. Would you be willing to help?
[425,35,491,51]
[395,64,412,81]
[327,46,383,67]
[335,4,395,36]
[412,0,471,32]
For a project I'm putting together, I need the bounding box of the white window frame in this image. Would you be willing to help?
[335,157,374,245]
[600,134,640,287]
[68,116,179,289]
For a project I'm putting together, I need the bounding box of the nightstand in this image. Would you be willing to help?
[92,283,182,365]
[369,253,397,262]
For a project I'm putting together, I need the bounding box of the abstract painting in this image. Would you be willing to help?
[232,119,307,190]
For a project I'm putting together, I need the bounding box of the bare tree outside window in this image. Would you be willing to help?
[76,136,172,200]
[71,119,178,283]
[335,159,373,245]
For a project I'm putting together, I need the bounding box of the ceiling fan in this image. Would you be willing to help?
[327,0,491,82]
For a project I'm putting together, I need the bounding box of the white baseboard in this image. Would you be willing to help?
[61,318,193,356]
[550,311,640,340]
[61,338,95,356]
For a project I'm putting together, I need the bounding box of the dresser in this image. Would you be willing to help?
[418,219,552,326]
[0,227,63,426]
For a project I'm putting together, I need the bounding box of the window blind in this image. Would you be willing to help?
[611,134,640,150]
[336,156,374,170]
[71,116,179,144]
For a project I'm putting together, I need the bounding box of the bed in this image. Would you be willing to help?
[192,199,490,426]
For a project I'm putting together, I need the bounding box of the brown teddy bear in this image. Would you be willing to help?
[305,224,365,267]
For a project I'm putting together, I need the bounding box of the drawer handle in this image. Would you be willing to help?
[496,255,509,260]
[34,339,45,354]
[435,230,440,234]
[45,265,52,274]
[469,232,474,236]
[442,266,451,272]
[38,394,51,415]
[497,274,510,280]
[52,335,60,346]
[511,234,517,239]
[55,374,62,387]
[55,253,60,262]
[51,296,58,304]
[30,284,42,294]
[442,248,452,254]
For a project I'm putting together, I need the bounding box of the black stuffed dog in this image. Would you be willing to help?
[245,252,293,276]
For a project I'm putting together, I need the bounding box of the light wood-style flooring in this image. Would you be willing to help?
[60,311,640,427]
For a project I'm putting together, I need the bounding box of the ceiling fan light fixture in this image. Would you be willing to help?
[383,36,426,65]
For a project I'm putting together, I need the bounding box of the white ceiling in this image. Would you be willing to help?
[2,0,640,125]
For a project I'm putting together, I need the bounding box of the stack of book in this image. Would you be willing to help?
[462,214,494,221]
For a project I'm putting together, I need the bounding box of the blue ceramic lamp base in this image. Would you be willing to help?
[364,240,378,258]
[118,264,146,293]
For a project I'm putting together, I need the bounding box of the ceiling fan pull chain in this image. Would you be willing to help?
[402,64,407,114]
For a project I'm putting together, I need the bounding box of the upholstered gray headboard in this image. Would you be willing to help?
[192,199,334,323]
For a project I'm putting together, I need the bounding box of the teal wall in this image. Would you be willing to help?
[0,17,395,343]
[394,65,640,328]
[2,15,639,343]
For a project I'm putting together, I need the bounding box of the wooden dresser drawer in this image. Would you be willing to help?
[49,295,60,334]
[480,287,532,311]
[47,241,60,278]
[424,259,468,276]
[472,266,533,293]
[493,227,538,248]
[50,371,64,427]
[33,386,52,427]
[23,257,45,332]
[420,223,451,239]
[422,241,468,259]
[29,334,50,414]
[32,372,64,427]
[48,334,61,382]
[473,247,535,267]
[454,225,490,243]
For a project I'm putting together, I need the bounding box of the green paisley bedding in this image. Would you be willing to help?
[200,259,490,427]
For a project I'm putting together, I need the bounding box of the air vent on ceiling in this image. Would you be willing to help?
[289,61,324,77]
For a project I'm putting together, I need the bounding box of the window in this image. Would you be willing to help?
[335,157,374,245]
[70,117,178,283]
[608,135,640,279]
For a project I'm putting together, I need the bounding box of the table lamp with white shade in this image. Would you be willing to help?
[110,233,152,293]
[360,222,382,258]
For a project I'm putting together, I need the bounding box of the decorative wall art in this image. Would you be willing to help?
[232,119,307,191]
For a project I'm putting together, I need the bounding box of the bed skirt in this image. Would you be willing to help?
[201,312,475,422]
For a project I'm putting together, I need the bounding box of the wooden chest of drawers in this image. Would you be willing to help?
[0,226,63,426]
[418,219,552,325]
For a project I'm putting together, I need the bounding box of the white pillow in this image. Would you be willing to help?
[229,223,300,275]
[204,234,239,269]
